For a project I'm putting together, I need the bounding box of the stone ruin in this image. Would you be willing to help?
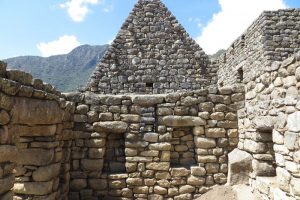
[0,0,299,199]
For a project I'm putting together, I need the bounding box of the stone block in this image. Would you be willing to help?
[170,168,190,177]
[187,176,205,186]
[206,128,226,138]
[17,149,54,166]
[228,148,252,185]
[287,111,300,132]
[132,96,164,107]
[93,121,128,133]
[0,175,14,194]
[0,145,17,162]
[81,159,103,171]
[146,162,170,171]
[194,137,216,149]
[13,181,53,195]
[143,132,159,142]
[32,163,61,182]
[11,98,62,125]
[161,116,206,127]
[0,110,10,125]
[10,125,56,137]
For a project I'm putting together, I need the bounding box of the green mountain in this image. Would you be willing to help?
[4,44,108,92]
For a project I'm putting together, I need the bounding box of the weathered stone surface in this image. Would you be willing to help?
[252,159,275,176]
[13,181,53,195]
[0,175,14,194]
[93,121,128,133]
[89,179,107,190]
[194,137,216,149]
[291,177,300,196]
[0,145,17,162]
[161,116,206,127]
[149,143,171,151]
[10,125,56,137]
[70,179,87,190]
[276,167,291,192]
[133,96,164,107]
[146,162,170,171]
[191,166,206,176]
[193,126,204,136]
[228,148,252,185]
[143,132,159,142]
[11,98,62,125]
[16,149,54,166]
[187,176,205,186]
[284,131,298,150]
[206,128,226,138]
[287,112,300,132]
[6,70,33,85]
[170,168,190,177]
[32,163,61,182]
[179,185,195,194]
[0,110,10,125]
[154,186,167,195]
[81,159,103,171]
[243,139,268,153]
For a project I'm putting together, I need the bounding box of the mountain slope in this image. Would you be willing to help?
[4,44,108,92]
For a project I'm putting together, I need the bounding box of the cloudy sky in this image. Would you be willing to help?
[0,0,299,59]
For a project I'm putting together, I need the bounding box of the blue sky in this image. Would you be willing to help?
[0,0,299,59]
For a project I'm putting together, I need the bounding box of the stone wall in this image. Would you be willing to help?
[0,61,74,200]
[65,86,244,200]
[235,53,300,199]
[85,0,217,94]
[217,9,300,87]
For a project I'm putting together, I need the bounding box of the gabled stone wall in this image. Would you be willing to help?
[85,0,217,94]
[65,86,244,199]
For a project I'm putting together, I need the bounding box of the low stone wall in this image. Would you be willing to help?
[65,86,244,200]
[0,61,74,200]
[236,53,300,199]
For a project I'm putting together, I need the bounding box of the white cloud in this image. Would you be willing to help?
[37,35,81,57]
[104,4,114,13]
[196,0,287,54]
[60,0,99,22]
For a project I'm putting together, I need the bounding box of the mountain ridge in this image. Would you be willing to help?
[4,44,108,92]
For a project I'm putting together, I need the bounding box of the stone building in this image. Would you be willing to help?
[0,0,299,200]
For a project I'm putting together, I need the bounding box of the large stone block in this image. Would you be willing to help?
[16,149,54,166]
[32,163,61,182]
[11,98,62,125]
[13,181,53,195]
[161,116,206,127]
[194,137,216,149]
[227,148,252,185]
[0,145,17,162]
[132,95,164,107]
[89,179,107,190]
[81,159,103,171]
[243,139,268,154]
[9,125,56,137]
[93,121,128,133]
[287,112,300,132]
[206,128,226,138]
[146,162,170,171]
[0,175,14,194]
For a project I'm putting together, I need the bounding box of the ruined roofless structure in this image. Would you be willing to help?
[0,0,300,200]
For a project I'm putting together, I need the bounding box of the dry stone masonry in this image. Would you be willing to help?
[0,0,299,200]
